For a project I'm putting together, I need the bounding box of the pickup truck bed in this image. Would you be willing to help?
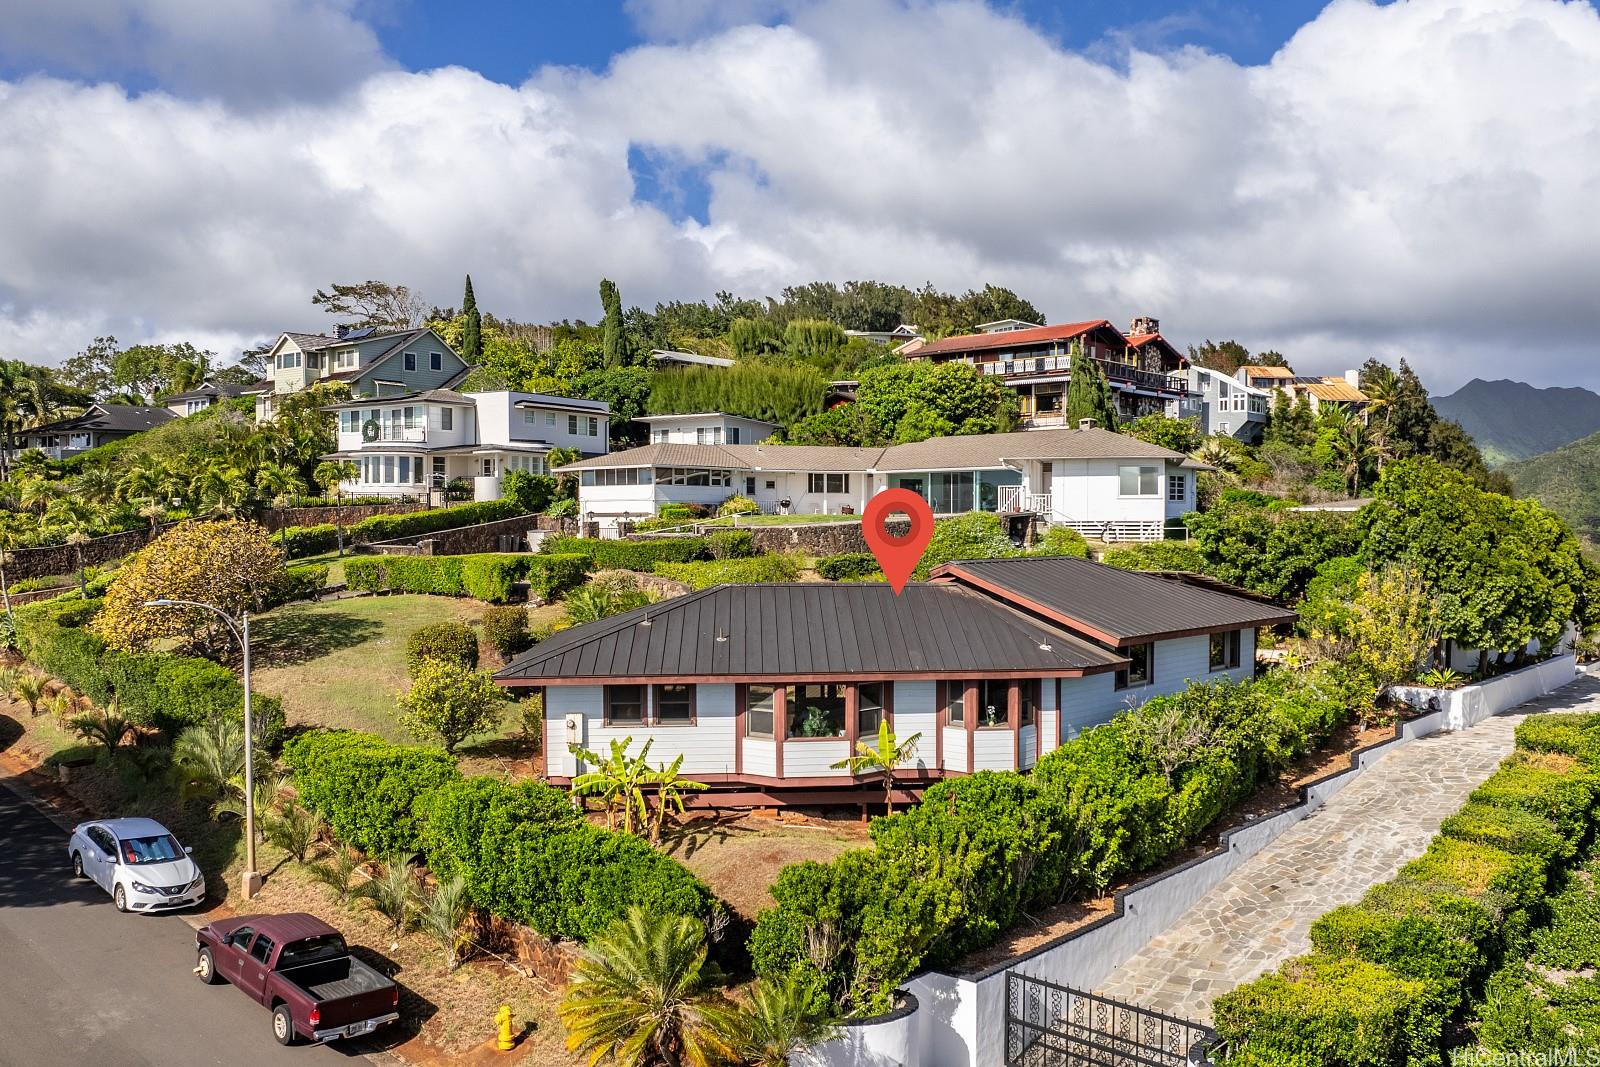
[283,958,390,1003]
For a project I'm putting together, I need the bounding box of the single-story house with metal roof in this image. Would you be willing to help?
[561,421,1206,541]
[496,554,1294,807]
[9,403,176,461]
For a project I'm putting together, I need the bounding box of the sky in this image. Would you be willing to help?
[1,0,1597,394]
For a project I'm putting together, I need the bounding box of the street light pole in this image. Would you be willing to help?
[146,598,262,900]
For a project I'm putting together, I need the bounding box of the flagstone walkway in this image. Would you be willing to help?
[1094,673,1600,1023]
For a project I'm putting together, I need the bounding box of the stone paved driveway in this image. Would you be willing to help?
[1094,673,1600,1023]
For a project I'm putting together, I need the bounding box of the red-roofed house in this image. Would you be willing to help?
[897,316,1190,427]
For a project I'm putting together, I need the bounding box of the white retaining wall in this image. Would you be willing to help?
[811,654,1578,1067]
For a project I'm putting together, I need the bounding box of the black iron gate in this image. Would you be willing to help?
[1004,971,1225,1067]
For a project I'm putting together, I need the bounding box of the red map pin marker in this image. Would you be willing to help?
[862,488,935,595]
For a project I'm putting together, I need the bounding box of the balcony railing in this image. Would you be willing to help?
[363,425,427,443]
[998,486,1052,514]
[953,355,1187,394]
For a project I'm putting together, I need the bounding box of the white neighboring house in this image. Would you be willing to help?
[563,420,1202,540]
[641,412,778,446]
[495,555,1292,805]
[324,389,609,502]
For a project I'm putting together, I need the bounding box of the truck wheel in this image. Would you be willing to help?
[113,884,128,912]
[272,1004,298,1046]
[196,947,222,985]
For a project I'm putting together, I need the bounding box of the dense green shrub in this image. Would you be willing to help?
[1031,525,1091,558]
[1100,540,1209,573]
[524,552,590,601]
[279,524,340,558]
[718,495,759,517]
[815,552,883,581]
[912,512,1019,580]
[1440,802,1568,862]
[1514,712,1600,764]
[1398,836,1547,911]
[264,563,328,607]
[405,621,480,675]
[654,554,802,589]
[544,535,708,570]
[352,498,524,543]
[283,731,459,854]
[480,606,531,658]
[1468,751,1597,845]
[415,775,711,941]
[707,529,756,560]
[460,555,525,603]
[1212,954,1433,1067]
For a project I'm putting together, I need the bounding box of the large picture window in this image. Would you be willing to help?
[604,685,645,725]
[1209,629,1242,672]
[654,684,694,724]
[807,472,850,494]
[788,683,846,738]
[857,682,888,735]
[1116,643,1155,690]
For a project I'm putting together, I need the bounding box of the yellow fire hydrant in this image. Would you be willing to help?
[495,1004,515,1052]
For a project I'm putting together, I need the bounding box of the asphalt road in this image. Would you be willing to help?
[0,780,373,1067]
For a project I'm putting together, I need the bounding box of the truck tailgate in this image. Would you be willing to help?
[284,957,396,1030]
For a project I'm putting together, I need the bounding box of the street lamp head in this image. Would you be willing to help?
[144,599,177,607]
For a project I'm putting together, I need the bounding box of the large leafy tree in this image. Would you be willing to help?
[94,519,286,657]
[312,280,427,332]
[559,907,741,1067]
[818,360,1018,445]
[398,660,505,753]
[1184,497,1360,603]
[1186,340,1262,376]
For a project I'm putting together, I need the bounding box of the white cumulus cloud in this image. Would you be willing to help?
[0,0,1597,392]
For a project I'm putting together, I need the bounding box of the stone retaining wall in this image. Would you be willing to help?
[258,502,424,532]
[364,514,573,556]
[7,523,174,582]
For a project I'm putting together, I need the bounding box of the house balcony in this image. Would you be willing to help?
[998,486,1052,515]
[958,355,1186,394]
[370,426,427,443]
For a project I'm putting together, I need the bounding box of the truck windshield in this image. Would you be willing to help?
[276,934,349,970]
[119,834,183,865]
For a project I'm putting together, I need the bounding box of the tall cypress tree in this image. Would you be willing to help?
[599,279,624,368]
[460,274,482,363]
[1064,340,1118,429]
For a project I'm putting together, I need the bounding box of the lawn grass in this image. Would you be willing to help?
[250,595,491,742]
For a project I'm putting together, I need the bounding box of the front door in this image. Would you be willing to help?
[242,933,276,1003]
[85,826,116,889]
[222,926,256,986]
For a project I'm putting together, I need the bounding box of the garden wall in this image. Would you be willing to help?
[821,655,1580,1067]
[7,523,174,582]
[259,502,423,531]
[364,514,571,556]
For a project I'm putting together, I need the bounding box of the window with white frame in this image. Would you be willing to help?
[524,410,537,425]
[1115,642,1154,690]
[587,416,600,436]
[659,468,729,487]
[546,413,556,426]
[567,414,578,435]
[581,468,649,487]
[1118,465,1160,497]
[340,411,359,432]
[728,427,742,444]
[696,427,722,444]
[504,455,547,474]
[1168,474,1186,501]
[1209,629,1242,671]
[807,472,850,494]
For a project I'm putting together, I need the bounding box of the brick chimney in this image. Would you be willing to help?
[1078,418,1098,430]
[1128,316,1159,337]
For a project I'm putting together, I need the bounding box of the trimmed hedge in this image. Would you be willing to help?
[280,524,340,558]
[543,535,708,570]
[343,552,589,604]
[1215,711,1600,1065]
[416,776,713,942]
[654,554,802,589]
[753,665,1364,1016]
[816,552,882,581]
[264,563,328,608]
[282,731,460,855]
[405,621,479,674]
[707,528,756,560]
[480,605,531,658]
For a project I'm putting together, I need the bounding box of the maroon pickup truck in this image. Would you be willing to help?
[194,913,400,1046]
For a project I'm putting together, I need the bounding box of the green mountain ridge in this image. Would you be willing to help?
[1432,378,1600,465]
[1505,429,1600,543]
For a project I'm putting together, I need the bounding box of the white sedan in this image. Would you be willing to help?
[68,817,205,913]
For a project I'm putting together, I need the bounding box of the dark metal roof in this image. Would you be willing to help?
[32,403,176,435]
[163,380,249,403]
[933,556,1297,646]
[496,582,1126,684]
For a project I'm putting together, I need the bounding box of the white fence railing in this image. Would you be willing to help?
[1054,518,1165,542]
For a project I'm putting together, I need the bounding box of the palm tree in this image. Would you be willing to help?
[69,706,135,757]
[71,467,118,506]
[357,854,417,933]
[832,720,923,817]
[571,737,655,834]
[192,460,252,516]
[417,874,472,970]
[255,463,306,546]
[1330,418,1374,497]
[10,672,47,716]
[314,459,359,556]
[14,474,57,515]
[135,498,167,533]
[0,516,21,622]
[115,457,165,504]
[733,974,841,1067]
[172,715,246,819]
[647,755,709,846]
[43,496,99,596]
[558,907,741,1067]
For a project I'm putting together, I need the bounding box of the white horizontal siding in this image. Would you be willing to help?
[972,729,1015,771]
[546,685,604,777]
[743,737,777,777]
[783,739,852,777]
[1018,725,1037,770]
[547,683,737,778]
[893,680,938,774]
[942,726,967,772]
[1057,630,1259,743]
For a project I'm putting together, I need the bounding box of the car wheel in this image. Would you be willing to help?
[71,852,84,880]
[196,947,222,985]
[113,883,127,912]
[272,1004,298,1046]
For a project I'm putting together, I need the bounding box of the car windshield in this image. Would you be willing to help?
[119,834,183,865]
[277,934,348,970]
